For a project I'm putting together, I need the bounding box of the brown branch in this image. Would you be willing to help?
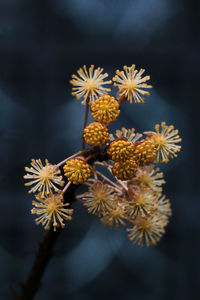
[118,94,127,105]
[81,99,90,150]
[17,183,77,300]
[17,228,62,300]
[17,148,108,300]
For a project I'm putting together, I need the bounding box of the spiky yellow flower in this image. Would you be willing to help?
[112,159,137,181]
[100,198,127,229]
[131,165,165,193]
[127,214,169,247]
[107,138,134,162]
[31,193,73,231]
[125,187,156,218]
[156,194,172,216]
[114,127,142,143]
[133,140,157,165]
[113,65,152,104]
[70,65,112,104]
[24,159,64,197]
[145,122,182,163]
[82,181,115,216]
[90,94,120,124]
[83,122,109,146]
[64,158,91,184]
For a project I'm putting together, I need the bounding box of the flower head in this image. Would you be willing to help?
[64,157,91,184]
[125,187,156,218]
[133,140,157,165]
[127,213,169,247]
[90,94,120,124]
[24,159,64,197]
[31,193,73,231]
[109,127,142,144]
[107,138,135,162]
[70,65,112,104]
[100,198,127,229]
[82,181,115,216]
[131,165,165,193]
[83,122,109,146]
[113,65,152,104]
[156,194,172,216]
[145,122,182,163]
[112,159,137,181]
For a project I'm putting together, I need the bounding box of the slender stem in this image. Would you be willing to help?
[85,154,96,162]
[118,94,127,105]
[82,99,90,150]
[95,161,109,168]
[106,165,128,191]
[118,180,128,191]
[57,151,83,167]
[62,181,71,194]
[92,164,98,181]
[95,161,128,191]
[96,171,122,193]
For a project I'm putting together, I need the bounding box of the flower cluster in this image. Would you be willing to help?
[24,64,181,248]
[78,159,172,247]
[83,91,121,148]
[24,159,73,231]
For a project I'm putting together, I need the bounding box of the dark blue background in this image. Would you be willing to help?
[0,0,199,299]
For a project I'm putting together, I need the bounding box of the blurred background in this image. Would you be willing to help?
[0,0,199,299]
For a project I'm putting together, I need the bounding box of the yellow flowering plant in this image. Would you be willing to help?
[21,64,182,298]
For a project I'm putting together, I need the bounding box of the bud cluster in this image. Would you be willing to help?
[23,64,181,248]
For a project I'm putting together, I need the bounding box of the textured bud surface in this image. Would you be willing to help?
[112,159,137,180]
[107,139,134,162]
[83,122,109,146]
[64,158,91,184]
[133,140,157,165]
[90,95,120,124]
